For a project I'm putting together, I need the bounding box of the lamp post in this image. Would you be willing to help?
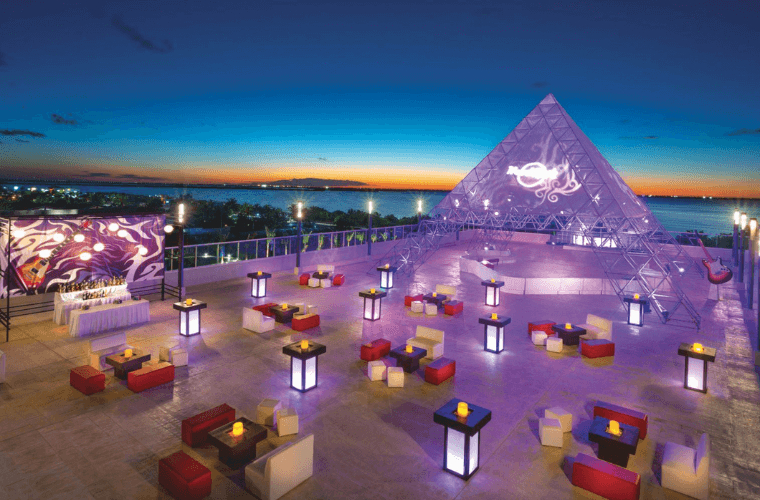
[295,202,303,269]
[733,210,740,266]
[177,203,185,301]
[417,199,422,226]
[367,201,373,256]
[739,213,747,283]
[750,218,758,309]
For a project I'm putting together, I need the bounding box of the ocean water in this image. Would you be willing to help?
[5,183,758,235]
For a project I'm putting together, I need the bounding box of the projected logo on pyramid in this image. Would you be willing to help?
[506,162,580,204]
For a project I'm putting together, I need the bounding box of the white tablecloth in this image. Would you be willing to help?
[54,292,133,325]
[68,299,150,337]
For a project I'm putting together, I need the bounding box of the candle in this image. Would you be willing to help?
[565,323,571,329]
[370,288,376,294]
[385,263,389,269]
[633,293,640,300]
[282,303,288,309]
[490,278,495,283]
[124,348,133,358]
[693,343,703,353]
[608,420,620,435]
[405,344,413,353]
[491,313,498,320]
[301,340,309,350]
[457,402,469,417]
[257,271,262,275]
[232,422,244,437]
[185,298,192,306]
[432,292,437,297]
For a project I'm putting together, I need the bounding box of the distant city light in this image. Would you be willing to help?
[13,186,18,191]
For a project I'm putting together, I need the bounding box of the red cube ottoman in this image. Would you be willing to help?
[128,362,175,393]
[360,338,391,361]
[159,451,212,500]
[299,273,310,285]
[581,339,615,358]
[182,403,236,447]
[332,273,345,286]
[404,294,423,307]
[444,300,463,316]
[70,365,105,395]
[528,320,556,337]
[593,401,648,440]
[253,302,278,317]
[571,453,640,500]
[292,313,320,331]
[425,357,456,385]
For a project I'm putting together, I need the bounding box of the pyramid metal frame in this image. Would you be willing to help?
[372,94,702,327]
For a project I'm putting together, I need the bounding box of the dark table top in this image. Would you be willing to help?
[359,289,388,299]
[479,316,512,327]
[376,266,398,272]
[283,341,327,359]
[312,272,330,279]
[434,398,492,435]
[105,348,150,368]
[481,280,505,287]
[677,343,717,362]
[588,416,639,454]
[551,324,586,336]
[173,300,208,312]
[388,345,427,362]
[247,272,272,279]
[207,417,267,451]
[423,293,447,305]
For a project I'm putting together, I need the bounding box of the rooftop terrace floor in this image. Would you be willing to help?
[0,242,759,499]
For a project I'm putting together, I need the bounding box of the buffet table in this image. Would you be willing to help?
[55,287,133,325]
[68,299,150,337]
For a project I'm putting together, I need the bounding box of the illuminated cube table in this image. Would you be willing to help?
[480,280,504,307]
[359,289,387,321]
[282,341,326,392]
[478,315,511,353]
[677,343,717,393]
[246,271,272,298]
[623,296,647,326]
[173,300,207,336]
[377,265,398,289]
[434,398,491,480]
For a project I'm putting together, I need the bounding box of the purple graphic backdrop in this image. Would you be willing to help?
[1,215,165,297]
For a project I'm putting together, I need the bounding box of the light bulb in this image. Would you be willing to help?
[73,234,85,242]
[137,246,148,256]
[93,242,105,252]
[108,223,118,232]
[80,252,92,261]
[117,229,128,238]
[39,249,52,259]
[164,225,174,234]
[11,229,25,239]
[53,233,65,243]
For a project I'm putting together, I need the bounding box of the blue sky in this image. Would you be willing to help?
[1,0,759,195]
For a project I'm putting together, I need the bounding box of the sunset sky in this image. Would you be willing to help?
[1,1,759,197]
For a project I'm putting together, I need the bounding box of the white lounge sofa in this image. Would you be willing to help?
[662,433,710,500]
[435,284,457,305]
[243,308,275,333]
[245,433,314,500]
[406,325,444,360]
[578,314,612,341]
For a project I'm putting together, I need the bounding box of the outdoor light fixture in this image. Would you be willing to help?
[173,299,207,336]
[481,279,504,307]
[624,295,647,326]
[678,342,716,393]
[93,242,104,252]
[479,313,511,353]
[741,212,748,229]
[377,265,397,288]
[79,252,92,261]
[247,271,272,298]
[750,218,758,309]
[359,288,387,321]
[733,209,740,265]
[740,212,748,282]
[297,201,303,219]
[178,203,185,224]
[164,224,174,233]
[283,340,326,392]
[734,210,741,225]
[434,399,491,480]
[418,199,422,213]
[108,223,119,232]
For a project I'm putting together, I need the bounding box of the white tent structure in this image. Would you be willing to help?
[373,94,702,327]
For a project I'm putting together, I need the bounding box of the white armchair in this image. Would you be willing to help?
[243,308,275,333]
[662,433,710,500]
[435,284,457,304]
[245,433,314,500]
[406,325,444,360]
[578,314,613,341]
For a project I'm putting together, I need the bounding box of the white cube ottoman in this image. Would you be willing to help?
[319,279,332,288]
[546,337,563,353]
[256,398,283,427]
[411,301,424,313]
[294,302,306,314]
[539,418,563,447]
[276,408,299,437]
[308,278,320,288]
[307,304,318,314]
[531,331,548,346]
[368,360,386,381]
[387,367,404,388]
[424,302,438,315]
[170,348,188,367]
[545,407,572,432]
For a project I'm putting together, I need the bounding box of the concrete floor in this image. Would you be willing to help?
[0,241,759,499]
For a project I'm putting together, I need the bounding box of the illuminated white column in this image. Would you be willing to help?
[479,315,511,353]
[481,280,504,307]
[283,341,326,393]
[173,300,207,336]
[624,296,646,326]
[360,289,387,321]
[377,266,396,288]
[247,272,272,298]
[677,343,716,394]
[434,399,491,480]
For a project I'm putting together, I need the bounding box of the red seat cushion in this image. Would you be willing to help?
[159,451,212,500]
[253,302,278,317]
[127,362,175,393]
[292,314,320,331]
[404,294,423,307]
[360,338,391,361]
[182,404,236,447]
[572,453,640,500]
[70,365,105,395]
[299,273,310,285]
[581,339,615,358]
[425,357,456,385]
[332,274,345,286]
[528,320,556,337]
[444,300,463,316]
[593,402,648,440]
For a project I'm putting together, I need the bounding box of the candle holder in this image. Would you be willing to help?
[481,280,504,307]
[434,399,491,480]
